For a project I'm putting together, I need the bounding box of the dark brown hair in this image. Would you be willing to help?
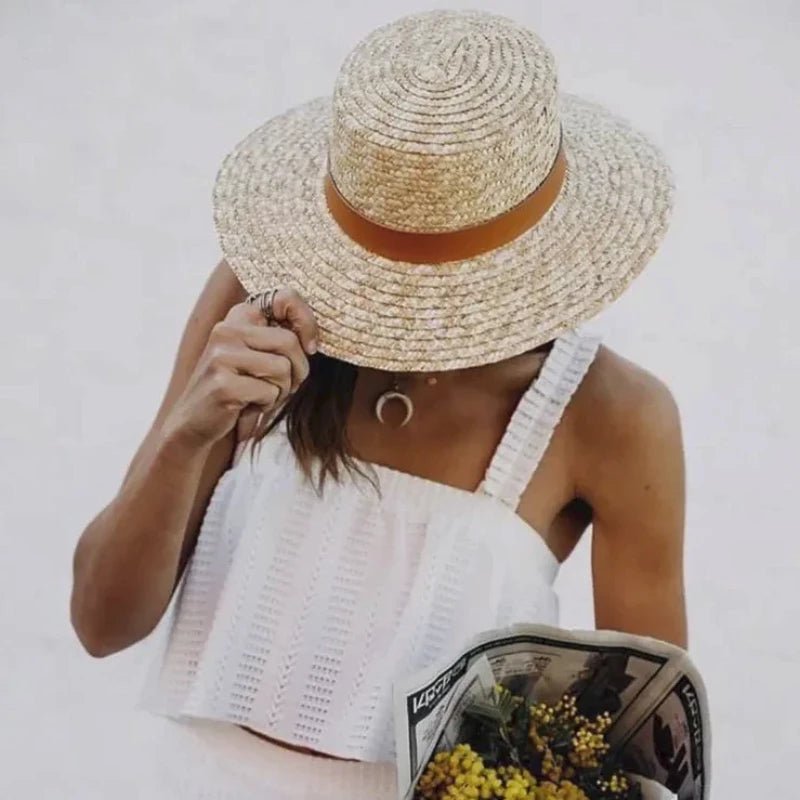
[246,352,376,494]
[246,340,555,494]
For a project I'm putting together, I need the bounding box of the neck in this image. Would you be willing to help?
[355,344,553,397]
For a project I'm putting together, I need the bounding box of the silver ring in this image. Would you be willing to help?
[260,288,277,324]
[247,288,279,325]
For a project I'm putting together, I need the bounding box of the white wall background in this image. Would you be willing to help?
[2,0,798,796]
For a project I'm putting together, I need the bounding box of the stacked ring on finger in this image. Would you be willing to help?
[244,289,292,410]
[262,376,287,407]
[246,288,280,325]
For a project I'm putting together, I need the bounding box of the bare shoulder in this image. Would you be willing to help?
[571,344,681,447]
[567,344,684,496]
[569,345,687,646]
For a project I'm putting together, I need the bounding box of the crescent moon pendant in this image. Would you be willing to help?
[375,390,414,427]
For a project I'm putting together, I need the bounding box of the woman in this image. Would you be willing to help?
[70,9,685,799]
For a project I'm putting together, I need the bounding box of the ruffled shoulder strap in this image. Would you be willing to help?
[479,329,602,509]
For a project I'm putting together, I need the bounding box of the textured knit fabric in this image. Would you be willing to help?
[137,329,601,770]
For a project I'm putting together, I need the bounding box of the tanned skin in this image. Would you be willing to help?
[70,258,687,760]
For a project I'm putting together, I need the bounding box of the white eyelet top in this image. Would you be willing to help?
[136,329,601,763]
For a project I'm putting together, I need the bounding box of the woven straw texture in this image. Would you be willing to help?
[212,9,674,371]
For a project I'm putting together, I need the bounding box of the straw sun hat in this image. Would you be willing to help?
[212,9,674,372]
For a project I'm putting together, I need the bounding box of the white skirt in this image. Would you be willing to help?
[150,715,399,800]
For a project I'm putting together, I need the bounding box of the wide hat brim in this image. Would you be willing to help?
[212,92,674,372]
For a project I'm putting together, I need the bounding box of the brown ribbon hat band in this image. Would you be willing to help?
[324,141,567,264]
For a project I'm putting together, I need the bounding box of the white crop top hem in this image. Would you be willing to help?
[136,328,601,763]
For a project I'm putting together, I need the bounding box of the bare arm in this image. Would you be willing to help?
[70,261,245,656]
[70,263,317,657]
[574,348,688,648]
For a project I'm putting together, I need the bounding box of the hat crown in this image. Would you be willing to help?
[328,10,562,233]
